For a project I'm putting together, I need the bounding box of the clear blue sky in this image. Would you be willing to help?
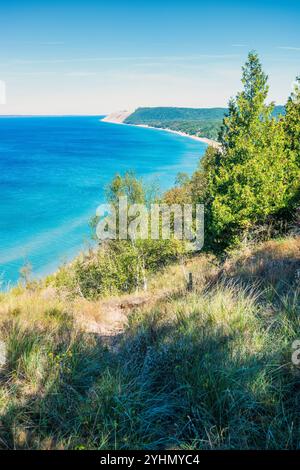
[0,0,299,114]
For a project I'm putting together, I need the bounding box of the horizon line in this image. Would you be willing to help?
[0,102,286,118]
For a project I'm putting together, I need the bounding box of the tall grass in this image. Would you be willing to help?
[0,237,299,449]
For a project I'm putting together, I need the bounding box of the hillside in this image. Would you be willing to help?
[122,106,286,140]
[124,105,286,123]
[0,236,299,449]
[102,106,286,141]
[124,107,228,123]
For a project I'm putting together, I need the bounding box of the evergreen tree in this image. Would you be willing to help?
[282,76,300,220]
[203,51,297,249]
[284,76,300,166]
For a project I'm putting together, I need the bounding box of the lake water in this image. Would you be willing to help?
[0,116,207,286]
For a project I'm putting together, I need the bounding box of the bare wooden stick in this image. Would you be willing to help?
[187,272,193,291]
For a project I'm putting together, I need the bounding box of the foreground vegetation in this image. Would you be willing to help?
[0,236,299,449]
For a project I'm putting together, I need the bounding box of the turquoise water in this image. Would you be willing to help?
[0,116,207,286]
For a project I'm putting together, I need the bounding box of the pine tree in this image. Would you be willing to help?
[284,77,300,166]
[283,76,300,221]
[205,52,297,249]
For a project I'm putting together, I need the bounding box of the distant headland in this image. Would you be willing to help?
[101,107,226,149]
[102,105,285,150]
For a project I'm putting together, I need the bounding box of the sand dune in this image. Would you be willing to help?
[101,110,133,124]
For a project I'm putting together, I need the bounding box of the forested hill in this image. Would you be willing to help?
[124,107,228,123]
[124,105,286,140]
[125,105,285,123]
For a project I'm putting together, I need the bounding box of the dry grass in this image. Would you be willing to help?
[0,289,72,330]
[223,236,300,292]
[0,236,299,449]
[147,253,218,293]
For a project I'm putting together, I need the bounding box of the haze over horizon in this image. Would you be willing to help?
[0,0,299,115]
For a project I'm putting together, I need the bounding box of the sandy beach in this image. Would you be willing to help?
[101,113,221,149]
[134,124,221,149]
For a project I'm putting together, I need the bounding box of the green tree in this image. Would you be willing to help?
[202,51,297,249]
[106,170,146,207]
[85,172,185,297]
[282,76,300,221]
[284,77,300,166]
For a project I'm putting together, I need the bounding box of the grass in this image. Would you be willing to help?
[0,237,299,449]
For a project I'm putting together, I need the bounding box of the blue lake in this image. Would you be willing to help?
[0,116,207,286]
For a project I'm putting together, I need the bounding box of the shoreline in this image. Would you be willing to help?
[133,123,221,149]
[101,116,221,149]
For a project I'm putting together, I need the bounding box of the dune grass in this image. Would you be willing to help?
[0,237,299,449]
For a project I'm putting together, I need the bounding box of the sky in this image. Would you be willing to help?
[0,0,299,115]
